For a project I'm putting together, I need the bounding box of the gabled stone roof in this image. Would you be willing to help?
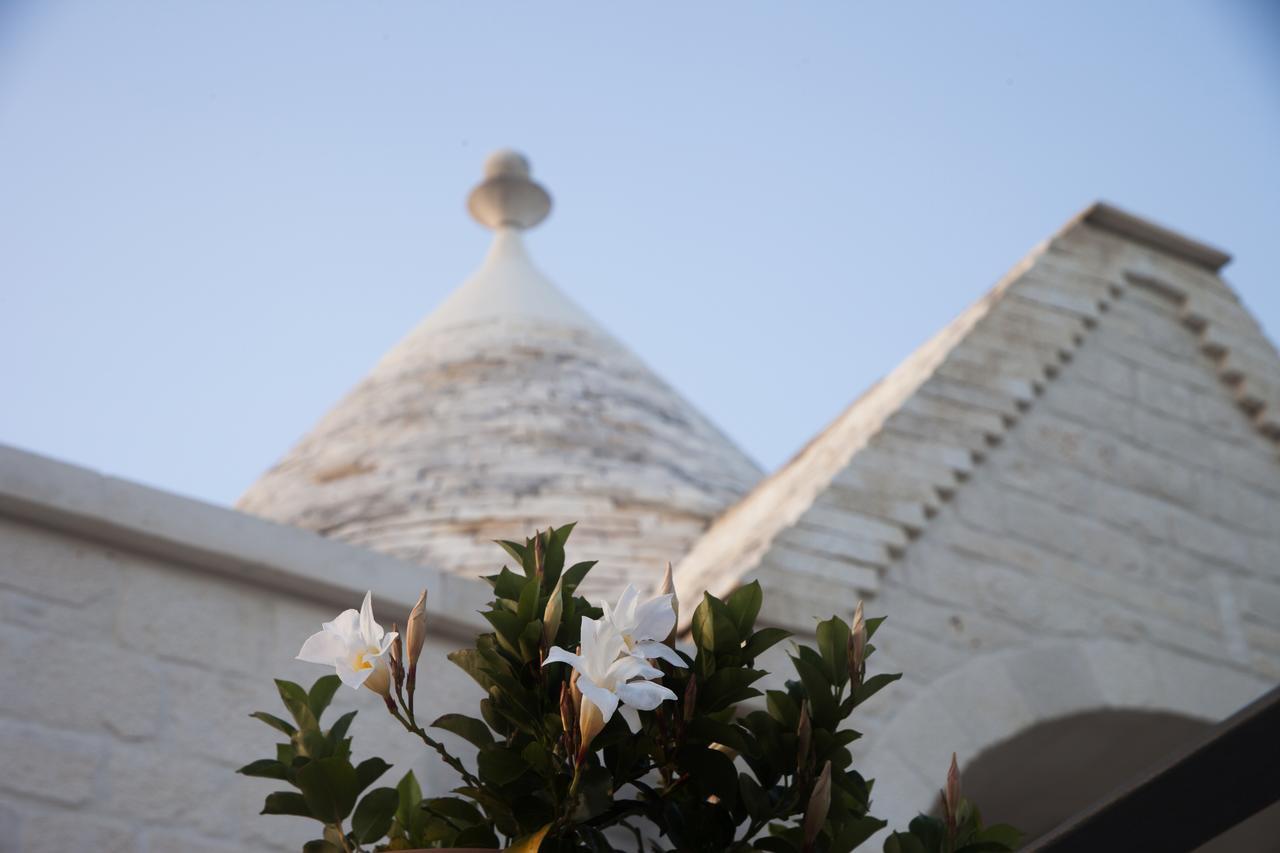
[675,203,1280,628]
[239,152,762,597]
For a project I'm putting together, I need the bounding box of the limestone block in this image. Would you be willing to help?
[116,559,271,676]
[18,810,135,853]
[0,628,164,742]
[0,723,101,806]
[0,519,122,606]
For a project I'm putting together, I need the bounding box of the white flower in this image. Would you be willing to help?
[544,616,676,746]
[297,591,398,692]
[601,584,686,668]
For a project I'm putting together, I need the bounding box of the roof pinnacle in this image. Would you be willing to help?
[467,149,552,231]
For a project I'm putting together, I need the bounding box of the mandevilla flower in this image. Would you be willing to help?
[544,616,676,756]
[297,591,398,692]
[601,583,686,667]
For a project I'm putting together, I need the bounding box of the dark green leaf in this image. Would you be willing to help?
[560,560,595,596]
[355,757,391,792]
[296,757,358,823]
[791,655,837,727]
[351,786,399,843]
[395,770,422,832]
[261,790,312,819]
[326,710,357,752]
[853,672,903,707]
[275,679,318,732]
[250,711,296,737]
[816,615,851,687]
[431,713,494,748]
[301,841,341,853]
[725,580,764,636]
[691,593,740,655]
[237,759,288,780]
[739,772,771,821]
[883,831,929,853]
[477,746,530,785]
[448,649,498,691]
[425,796,486,826]
[307,675,342,720]
[743,627,791,660]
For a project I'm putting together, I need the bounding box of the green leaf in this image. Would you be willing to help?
[477,746,531,785]
[691,593,740,655]
[447,648,498,691]
[351,786,400,843]
[354,757,391,792]
[791,655,837,728]
[395,770,422,832]
[307,675,342,720]
[296,757,359,823]
[250,711,296,737]
[883,831,929,853]
[725,580,764,636]
[743,627,791,660]
[517,575,541,622]
[832,815,887,852]
[865,615,886,641]
[495,539,528,567]
[261,790,312,818]
[766,689,800,728]
[483,609,526,655]
[560,560,595,596]
[426,796,486,826]
[237,759,288,780]
[275,679,319,731]
[816,615,852,687]
[301,841,342,853]
[326,710,357,752]
[739,772,771,821]
[490,566,527,601]
[431,713,494,748]
[853,672,903,707]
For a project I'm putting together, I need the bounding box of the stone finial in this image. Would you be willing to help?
[467,149,552,231]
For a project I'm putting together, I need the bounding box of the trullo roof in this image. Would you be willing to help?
[238,151,762,596]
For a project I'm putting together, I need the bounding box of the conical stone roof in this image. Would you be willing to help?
[238,151,762,596]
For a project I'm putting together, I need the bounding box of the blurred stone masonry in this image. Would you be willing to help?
[2,153,1279,850]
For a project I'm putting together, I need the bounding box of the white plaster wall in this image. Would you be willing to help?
[848,281,1280,828]
[0,515,484,853]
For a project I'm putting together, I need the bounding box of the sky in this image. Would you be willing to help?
[1,1,1278,507]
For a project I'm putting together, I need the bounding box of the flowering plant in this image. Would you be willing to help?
[241,524,1019,852]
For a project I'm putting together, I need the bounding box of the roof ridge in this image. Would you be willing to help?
[675,204,1278,630]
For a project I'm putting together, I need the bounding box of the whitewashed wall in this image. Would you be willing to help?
[846,278,1280,828]
[0,448,489,853]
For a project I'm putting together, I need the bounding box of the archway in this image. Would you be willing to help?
[859,639,1272,843]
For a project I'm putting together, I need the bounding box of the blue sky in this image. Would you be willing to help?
[2,1,1277,506]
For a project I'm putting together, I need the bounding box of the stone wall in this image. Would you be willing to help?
[0,447,489,853]
[853,270,1279,828]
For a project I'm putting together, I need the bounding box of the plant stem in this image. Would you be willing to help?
[384,701,482,788]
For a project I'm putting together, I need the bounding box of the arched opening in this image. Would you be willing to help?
[950,709,1280,850]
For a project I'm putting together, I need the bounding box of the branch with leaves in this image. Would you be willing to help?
[241,524,1020,852]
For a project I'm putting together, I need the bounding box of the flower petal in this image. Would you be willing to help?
[336,661,372,690]
[577,678,619,724]
[297,629,345,665]
[632,641,686,668]
[633,596,676,642]
[619,705,641,732]
[324,609,360,639]
[543,646,584,671]
[359,591,383,645]
[615,680,677,711]
[607,654,661,683]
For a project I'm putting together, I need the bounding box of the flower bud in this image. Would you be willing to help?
[659,562,678,647]
[406,589,428,672]
[802,760,832,849]
[848,600,866,688]
[388,621,405,691]
[796,700,812,771]
[362,660,392,699]
[682,675,697,724]
[533,531,545,584]
[542,576,564,649]
[944,752,961,837]
[576,697,605,763]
